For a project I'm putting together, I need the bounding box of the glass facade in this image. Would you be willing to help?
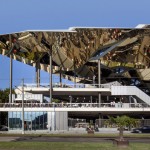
[8,111,47,130]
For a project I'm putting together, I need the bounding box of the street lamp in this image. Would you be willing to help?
[22,78,25,134]
[15,79,24,134]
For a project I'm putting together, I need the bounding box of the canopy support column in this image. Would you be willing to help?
[60,67,62,86]
[98,59,101,107]
[36,60,40,87]
[49,47,53,103]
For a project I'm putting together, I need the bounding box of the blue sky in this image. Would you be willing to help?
[0,0,150,89]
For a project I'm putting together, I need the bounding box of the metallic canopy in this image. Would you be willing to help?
[0,25,150,86]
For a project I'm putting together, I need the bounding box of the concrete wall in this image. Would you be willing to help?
[48,111,68,131]
[56,112,68,131]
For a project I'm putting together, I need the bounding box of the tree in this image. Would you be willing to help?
[0,88,15,103]
[0,88,15,125]
[52,98,61,103]
[106,115,137,141]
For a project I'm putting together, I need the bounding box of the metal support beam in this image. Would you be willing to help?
[73,59,76,87]
[129,96,131,104]
[107,96,109,102]
[98,93,101,107]
[74,74,76,87]
[98,59,101,106]
[90,96,93,103]
[59,67,62,86]
[9,35,12,103]
[36,61,40,87]
[90,96,93,107]
[69,95,72,104]
[98,59,101,87]
[98,113,102,128]
[49,48,52,103]
[22,78,25,134]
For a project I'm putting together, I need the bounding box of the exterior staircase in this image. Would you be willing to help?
[111,85,150,105]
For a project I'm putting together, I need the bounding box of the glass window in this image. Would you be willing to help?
[35,112,40,130]
[32,112,36,130]
[13,112,17,129]
[8,111,48,131]
[24,112,28,130]
[9,112,13,129]
[44,112,47,129]
[16,112,21,129]
[39,112,43,130]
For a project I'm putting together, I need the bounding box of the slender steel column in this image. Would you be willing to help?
[36,61,40,87]
[0,112,0,125]
[98,59,101,106]
[90,96,93,103]
[99,113,102,128]
[73,60,76,87]
[54,104,56,131]
[129,96,131,105]
[38,63,40,86]
[107,96,109,102]
[72,48,76,87]
[59,67,62,86]
[98,59,101,87]
[9,35,12,103]
[49,48,52,103]
[22,78,25,134]
[35,61,37,85]
[98,93,101,107]
[90,96,93,107]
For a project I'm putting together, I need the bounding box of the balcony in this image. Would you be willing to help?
[0,102,150,109]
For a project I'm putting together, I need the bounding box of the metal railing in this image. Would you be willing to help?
[0,103,150,108]
[23,83,111,89]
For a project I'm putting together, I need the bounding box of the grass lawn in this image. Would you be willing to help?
[0,142,149,150]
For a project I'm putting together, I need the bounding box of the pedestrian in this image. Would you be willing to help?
[112,101,115,107]
[29,123,32,130]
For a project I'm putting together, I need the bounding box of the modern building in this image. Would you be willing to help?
[0,24,150,132]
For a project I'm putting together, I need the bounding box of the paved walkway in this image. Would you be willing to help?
[0,137,20,142]
[3,128,131,134]
[0,136,150,143]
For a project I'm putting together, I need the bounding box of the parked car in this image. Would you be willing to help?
[132,126,150,133]
[0,125,8,131]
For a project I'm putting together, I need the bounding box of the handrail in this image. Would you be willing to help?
[15,81,122,89]
[0,103,149,108]
[22,83,112,89]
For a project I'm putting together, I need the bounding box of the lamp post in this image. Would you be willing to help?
[9,34,13,103]
[14,79,25,134]
[22,78,25,134]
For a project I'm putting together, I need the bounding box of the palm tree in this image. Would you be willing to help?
[106,115,137,141]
